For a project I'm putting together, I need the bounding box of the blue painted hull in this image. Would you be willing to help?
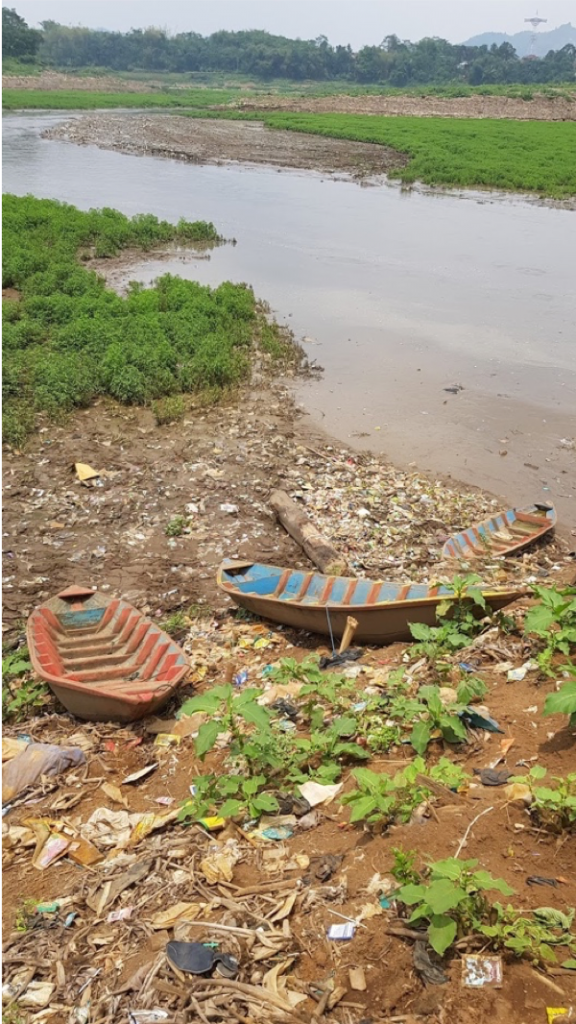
[217,561,526,645]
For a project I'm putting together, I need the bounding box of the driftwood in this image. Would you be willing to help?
[270,490,347,575]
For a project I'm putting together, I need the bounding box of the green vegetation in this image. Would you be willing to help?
[524,584,576,677]
[258,113,576,198]
[2,646,50,720]
[2,195,295,446]
[544,667,576,727]
[394,854,576,965]
[4,10,575,86]
[510,765,576,832]
[396,856,515,955]
[2,88,239,110]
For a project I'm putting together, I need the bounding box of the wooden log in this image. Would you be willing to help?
[270,490,347,575]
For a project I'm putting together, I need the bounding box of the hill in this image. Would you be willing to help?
[464,22,576,58]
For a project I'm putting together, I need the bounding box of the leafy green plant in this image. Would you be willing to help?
[14,897,39,933]
[409,685,468,755]
[165,515,188,537]
[2,648,50,720]
[455,675,487,705]
[510,765,576,832]
[396,857,514,955]
[178,772,278,822]
[179,684,272,768]
[429,756,470,791]
[341,761,433,828]
[286,715,369,783]
[391,847,420,886]
[544,670,576,727]
[524,585,576,678]
[480,903,576,966]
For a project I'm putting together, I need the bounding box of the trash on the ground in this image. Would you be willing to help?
[474,767,513,787]
[128,808,178,846]
[349,966,367,991]
[26,819,71,870]
[128,1012,170,1024]
[3,979,55,1009]
[82,807,135,849]
[296,809,320,831]
[68,835,104,866]
[327,922,356,940]
[234,669,249,687]
[101,782,129,807]
[527,876,558,888]
[546,1011,574,1024]
[154,795,175,806]
[319,648,363,669]
[86,858,152,916]
[200,839,242,883]
[74,462,100,482]
[298,780,343,807]
[199,815,226,831]
[2,737,29,762]
[107,906,133,922]
[414,941,449,986]
[2,742,86,803]
[461,708,503,733]
[220,503,239,514]
[122,764,158,785]
[261,825,294,841]
[461,954,503,987]
[504,783,533,806]
[148,902,202,929]
[153,733,181,748]
[314,854,343,882]
[166,940,214,974]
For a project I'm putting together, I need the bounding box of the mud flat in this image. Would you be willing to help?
[43,113,409,178]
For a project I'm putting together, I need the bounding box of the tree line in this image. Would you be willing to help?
[3,6,575,85]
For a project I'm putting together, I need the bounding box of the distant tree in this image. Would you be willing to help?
[2,6,41,59]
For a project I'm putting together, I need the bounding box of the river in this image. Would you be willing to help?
[3,111,575,530]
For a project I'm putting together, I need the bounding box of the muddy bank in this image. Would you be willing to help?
[238,90,576,120]
[43,113,409,178]
[3,371,573,643]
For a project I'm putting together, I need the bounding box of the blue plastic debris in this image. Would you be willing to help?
[461,709,503,733]
[261,825,293,841]
[234,669,248,688]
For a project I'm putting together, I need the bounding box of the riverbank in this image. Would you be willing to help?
[42,111,576,200]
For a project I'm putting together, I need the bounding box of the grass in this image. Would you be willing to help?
[181,109,575,198]
[2,195,297,446]
[2,88,240,110]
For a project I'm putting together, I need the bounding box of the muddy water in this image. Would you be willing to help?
[3,112,575,530]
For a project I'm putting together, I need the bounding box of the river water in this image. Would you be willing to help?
[3,112,575,529]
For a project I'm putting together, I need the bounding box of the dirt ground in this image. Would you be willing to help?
[3,358,576,1023]
[236,91,576,121]
[43,113,409,179]
[2,72,165,92]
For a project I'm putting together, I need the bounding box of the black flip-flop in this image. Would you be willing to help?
[166,941,215,975]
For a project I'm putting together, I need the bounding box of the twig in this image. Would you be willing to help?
[173,976,308,1023]
[190,994,212,1024]
[455,806,495,857]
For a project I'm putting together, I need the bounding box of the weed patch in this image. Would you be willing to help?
[2,196,298,444]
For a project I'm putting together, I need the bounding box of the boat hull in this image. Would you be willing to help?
[217,562,526,645]
[442,503,556,560]
[27,587,188,722]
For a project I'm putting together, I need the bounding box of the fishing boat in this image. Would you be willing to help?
[217,561,526,645]
[442,503,556,561]
[27,586,189,722]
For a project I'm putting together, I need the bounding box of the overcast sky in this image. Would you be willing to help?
[13,1,575,47]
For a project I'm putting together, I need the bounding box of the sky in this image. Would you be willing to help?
[13,1,575,47]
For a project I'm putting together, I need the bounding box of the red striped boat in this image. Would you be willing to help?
[442,503,556,560]
[217,561,526,645]
[27,587,188,722]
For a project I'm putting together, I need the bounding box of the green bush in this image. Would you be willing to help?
[2,195,293,444]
